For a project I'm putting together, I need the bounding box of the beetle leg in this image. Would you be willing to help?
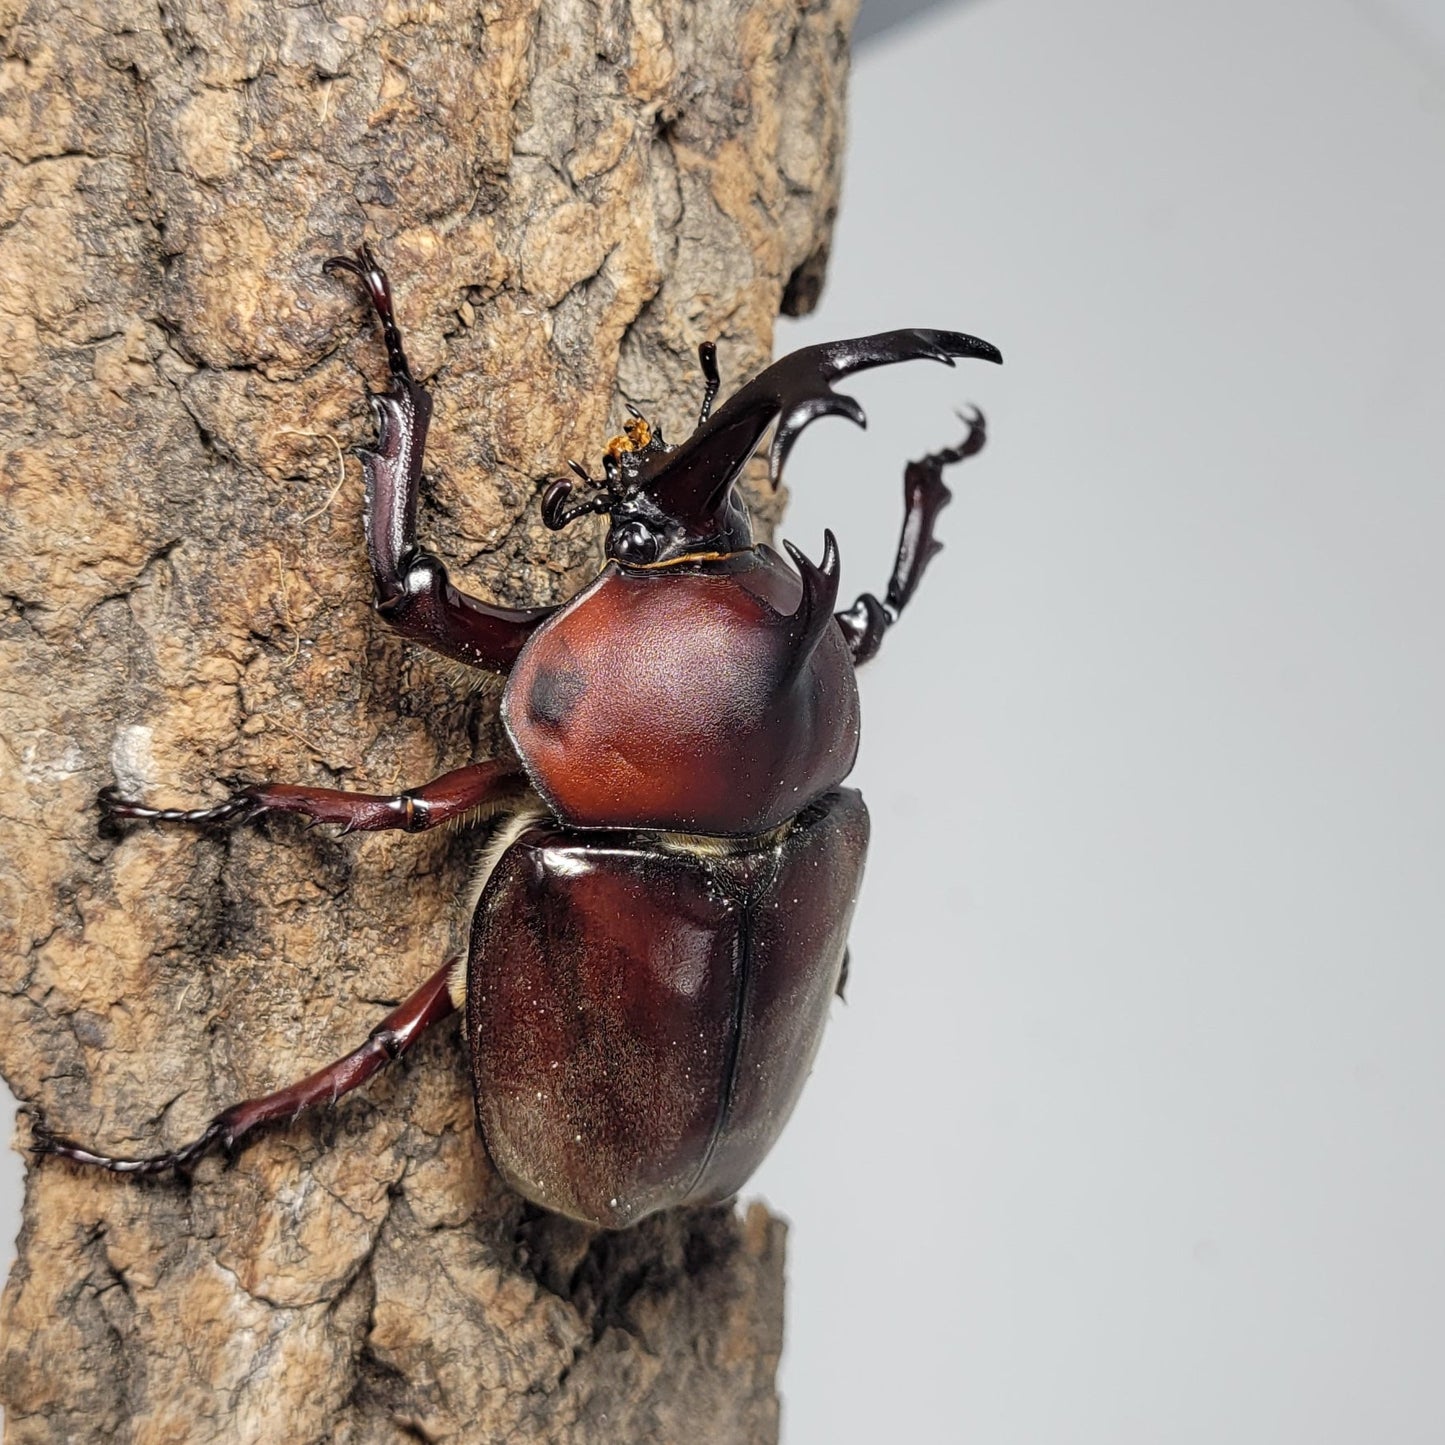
[32,958,459,1176]
[834,408,987,666]
[696,339,721,428]
[324,244,554,672]
[99,757,525,835]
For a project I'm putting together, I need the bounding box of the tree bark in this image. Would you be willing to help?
[0,1,854,1438]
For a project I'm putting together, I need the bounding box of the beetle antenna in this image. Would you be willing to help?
[541,478,575,530]
[542,478,613,531]
[568,459,595,484]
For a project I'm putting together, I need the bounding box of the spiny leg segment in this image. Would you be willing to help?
[696,340,721,427]
[834,407,987,666]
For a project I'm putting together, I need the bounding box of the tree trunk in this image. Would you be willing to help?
[0,0,854,1438]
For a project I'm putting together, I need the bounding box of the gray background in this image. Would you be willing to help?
[5,0,1445,1440]
[750,0,1445,1440]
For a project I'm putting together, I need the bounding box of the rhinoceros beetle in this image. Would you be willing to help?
[35,245,1000,1228]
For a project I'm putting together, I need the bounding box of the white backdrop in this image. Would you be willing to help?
[749,0,1445,1441]
[5,2,1445,1442]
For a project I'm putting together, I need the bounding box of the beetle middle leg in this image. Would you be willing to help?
[833,407,987,665]
[100,757,525,834]
[34,958,459,1176]
[323,244,554,673]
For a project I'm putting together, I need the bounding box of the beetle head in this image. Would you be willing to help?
[541,402,754,568]
[540,328,1002,570]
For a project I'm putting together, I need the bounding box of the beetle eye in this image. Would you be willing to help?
[612,523,659,565]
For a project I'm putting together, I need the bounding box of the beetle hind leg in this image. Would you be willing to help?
[33,957,459,1177]
[834,407,987,665]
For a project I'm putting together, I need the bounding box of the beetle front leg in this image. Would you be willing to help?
[100,757,524,834]
[33,958,459,1176]
[834,407,987,665]
[324,245,554,672]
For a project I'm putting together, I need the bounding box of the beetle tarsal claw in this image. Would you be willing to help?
[27,1114,57,1157]
[933,406,987,465]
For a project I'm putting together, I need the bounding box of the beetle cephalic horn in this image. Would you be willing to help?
[761,332,996,485]
[635,329,1001,534]
[780,530,841,673]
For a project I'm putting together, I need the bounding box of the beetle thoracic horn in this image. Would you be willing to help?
[780,530,841,674]
[633,329,1002,533]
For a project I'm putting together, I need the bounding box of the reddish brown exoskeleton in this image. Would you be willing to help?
[36,246,1000,1228]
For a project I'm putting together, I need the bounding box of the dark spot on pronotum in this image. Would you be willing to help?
[528,662,587,729]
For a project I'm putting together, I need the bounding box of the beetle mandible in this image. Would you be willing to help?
[35,245,1001,1229]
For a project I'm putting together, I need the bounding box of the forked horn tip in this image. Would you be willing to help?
[783,531,842,618]
[769,394,868,487]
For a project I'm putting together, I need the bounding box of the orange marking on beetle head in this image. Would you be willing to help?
[604,416,653,460]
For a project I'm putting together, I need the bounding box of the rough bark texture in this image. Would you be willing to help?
[0,0,854,1438]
